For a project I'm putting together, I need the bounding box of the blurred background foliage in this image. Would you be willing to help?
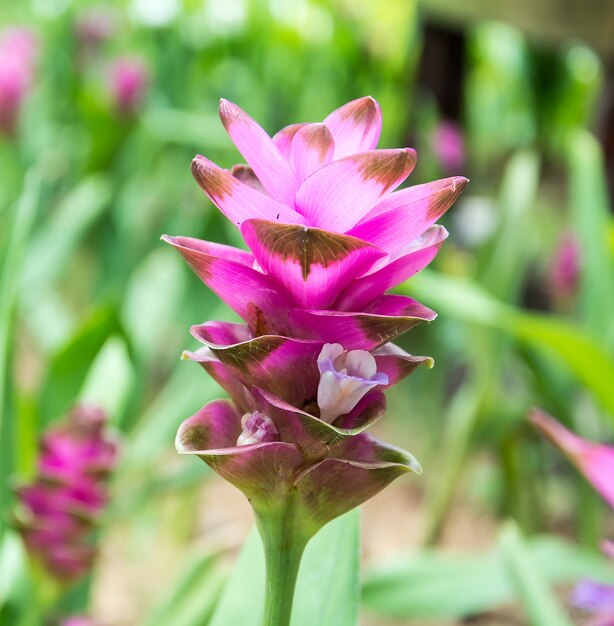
[1,0,614,624]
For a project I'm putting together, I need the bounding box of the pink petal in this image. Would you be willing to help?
[241,219,386,309]
[348,177,468,255]
[219,99,299,205]
[372,343,434,387]
[272,123,307,158]
[323,96,382,159]
[191,155,305,227]
[336,226,448,310]
[289,294,436,350]
[531,409,614,510]
[189,320,251,346]
[295,149,417,232]
[189,329,323,408]
[163,235,295,335]
[290,123,335,180]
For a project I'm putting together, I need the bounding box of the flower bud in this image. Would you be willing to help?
[237,411,279,446]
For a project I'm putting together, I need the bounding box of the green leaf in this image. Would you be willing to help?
[78,336,134,428]
[20,175,112,291]
[210,510,360,626]
[39,304,125,425]
[498,522,574,626]
[142,550,226,626]
[0,171,41,530]
[567,130,614,344]
[362,531,613,620]
[404,270,614,418]
[478,149,540,300]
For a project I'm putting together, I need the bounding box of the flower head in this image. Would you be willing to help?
[168,96,463,534]
[14,406,119,581]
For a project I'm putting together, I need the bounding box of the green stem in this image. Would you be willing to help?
[255,497,311,626]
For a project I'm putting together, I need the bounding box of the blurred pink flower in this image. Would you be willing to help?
[75,7,115,48]
[550,232,580,302]
[531,409,614,626]
[15,406,119,581]
[0,27,38,135]
[107,56,148,115]
[433,120,465,172]
[531,409,614,509]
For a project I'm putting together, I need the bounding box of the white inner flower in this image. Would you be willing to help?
[317,343,388,423]
[236,411,279,446]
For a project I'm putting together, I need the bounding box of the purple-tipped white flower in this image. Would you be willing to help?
[237,411,279,446]
[317,343,388,423]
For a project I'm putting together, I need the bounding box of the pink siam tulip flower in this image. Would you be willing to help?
[531,410,614,626]
[167,96,468,524]
[14,406,119,582]
[107,56,148,116]
[0,27,38,135]
[167,96,467,624]
[432,120,465,173]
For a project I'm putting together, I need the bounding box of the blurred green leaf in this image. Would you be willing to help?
[142,550,225,626]
[210,510,360,626]
[0,171,41,531]
[20,175,112,290]
[122,247,186,364]
[39,304,126,425]
[499,522,574,626]
[362,531,613,620]
[142,109,229,149]
[0,530,29,613]
[479,150,540,300]
[567,130,614,344]
[405,270,614,418]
